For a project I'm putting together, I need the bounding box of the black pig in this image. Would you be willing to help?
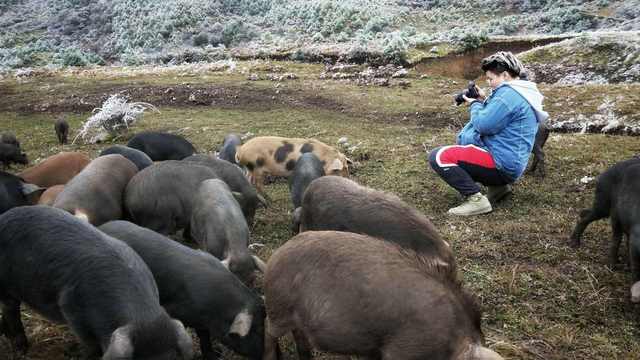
[0,206,193,359]
[100,144,153,170]
[127,131,196,161]
[100,220,265,360]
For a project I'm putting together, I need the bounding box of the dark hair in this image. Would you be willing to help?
[481,60,519,78]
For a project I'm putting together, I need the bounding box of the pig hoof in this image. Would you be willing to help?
[631,282,640,303]
[567,239,580,248]
[609,262,623,271]
[13,334,29,354]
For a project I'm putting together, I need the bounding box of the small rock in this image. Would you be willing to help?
[580,176,594,184]
[248,73,260,81]
[430,46,439,54]
[392,69,408,78]
[188,93,196,102]
[337,137,349,145]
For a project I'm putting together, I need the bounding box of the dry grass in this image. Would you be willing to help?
[0,61,639,359]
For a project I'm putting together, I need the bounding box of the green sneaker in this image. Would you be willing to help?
[448,193,492,216]
[487,185,512,204]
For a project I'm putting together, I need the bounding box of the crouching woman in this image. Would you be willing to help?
[429,51,548,216]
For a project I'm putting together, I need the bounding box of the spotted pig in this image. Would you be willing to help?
[235,136,350,193]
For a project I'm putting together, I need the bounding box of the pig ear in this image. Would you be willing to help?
[291,207,302,234]
[173,319,194,360]
[103,325,134,360]
[345,157,354,165]
[231,191,244,204]
[221,258,230,269]
[472,345,504,360]
[328,158,343,172]
[21,183,45,204]
[631,281,640,303]
[229,309,253,337]
[252,255,267,273]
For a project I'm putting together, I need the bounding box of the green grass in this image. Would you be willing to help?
[1,61,640,359]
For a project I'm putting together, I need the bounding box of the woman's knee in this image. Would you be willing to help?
[428,146,443,170]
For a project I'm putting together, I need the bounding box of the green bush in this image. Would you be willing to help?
[193,32,209,47]
[222,19,256,46]
[383,31,408,64]
[457,32,489,51]
[56,47,104,67]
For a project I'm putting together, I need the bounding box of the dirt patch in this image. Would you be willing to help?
[415,37,571,80]
[0,83,349,115]
[414,109,466,129]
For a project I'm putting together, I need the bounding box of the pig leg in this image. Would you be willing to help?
[292,329,312,360]
[533,147,546,177]
[630,233,640,303]
[182,222,193,243]
[263,333,282,360]
[252,170,266,194]
[195,328,220,360]
[569,209,607,248]
[0,299,28,354]
[608,219,624,269]
[263,319,283,360]
[528,147,541,174]
[59,292,102,358]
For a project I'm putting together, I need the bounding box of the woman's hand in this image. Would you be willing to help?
[462,85,486,105]
[475,85,486,100]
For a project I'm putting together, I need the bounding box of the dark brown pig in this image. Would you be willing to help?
[263,231,503,360]
[298,176,455,275]
[235,136,350,193]
[0,143,28,169]
[527,122,550,177]
[54,117,69,145]
[53,154,138,225]
[0,132,20,149]
[569,157,640,252]
[19,152,90,188]
[610,164,640,302]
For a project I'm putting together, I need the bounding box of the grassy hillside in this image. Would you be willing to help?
[1,0,639,69]
[1,60,640,359]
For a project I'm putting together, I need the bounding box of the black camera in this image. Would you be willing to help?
[454,81,480,106]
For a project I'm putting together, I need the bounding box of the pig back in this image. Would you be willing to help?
[19,152,90,187]
[265,231,481,358]
[183,154,260,221]
[53,154,138,225]
[0,206,162,324]
[125,161,219,233]
[127,131,196,161]
[300,176,455,273]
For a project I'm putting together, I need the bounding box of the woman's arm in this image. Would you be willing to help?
[469,95,513,135]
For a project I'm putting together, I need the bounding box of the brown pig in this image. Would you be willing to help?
[235,136,350,193]
[37,185,65,206]
[53,154,138,225]
[19,152,90,188]
[263,231,503,360]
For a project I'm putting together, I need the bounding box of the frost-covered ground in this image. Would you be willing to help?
[1,0,639,69]
[520,32,640,85]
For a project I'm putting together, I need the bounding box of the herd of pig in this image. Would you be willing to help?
[0,122,636,360]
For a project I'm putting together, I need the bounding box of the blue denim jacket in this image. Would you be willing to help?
[457,84,539,181]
